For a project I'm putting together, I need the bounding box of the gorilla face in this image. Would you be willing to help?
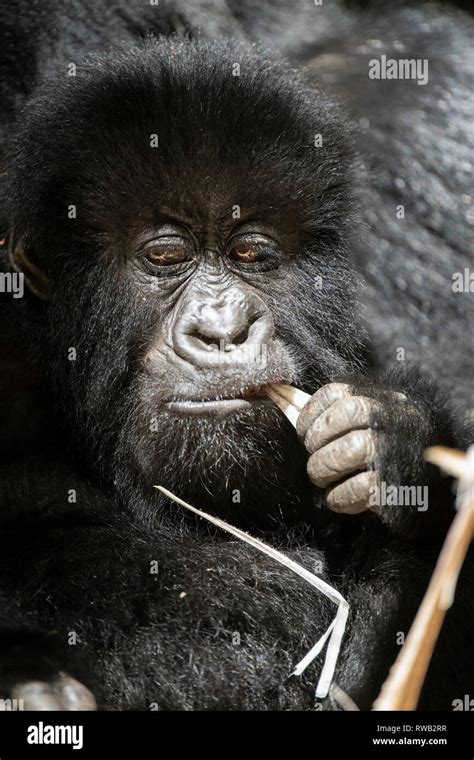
[6,39,365,524]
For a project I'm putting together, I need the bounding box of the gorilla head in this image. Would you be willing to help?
[6,39,365,525]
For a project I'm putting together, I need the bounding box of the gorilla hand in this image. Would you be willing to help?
[297,382,429,515]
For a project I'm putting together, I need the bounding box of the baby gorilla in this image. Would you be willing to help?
[7,40,458,526]
[0,35,471,710]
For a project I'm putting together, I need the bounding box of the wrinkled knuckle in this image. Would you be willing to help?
[307,456,324,486]
[366,430,379,460]
[346,430,369,457]
[343,396,366,424]
[296,410,309,438]
[325,486,343,511]
[305,420,321,452]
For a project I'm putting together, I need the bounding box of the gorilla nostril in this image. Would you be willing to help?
[191,324,249,351]
[189,316,251,348]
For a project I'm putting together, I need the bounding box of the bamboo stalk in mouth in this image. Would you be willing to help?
[264,383,311,427]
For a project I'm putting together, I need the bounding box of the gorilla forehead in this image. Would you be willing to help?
[8,38,353,242]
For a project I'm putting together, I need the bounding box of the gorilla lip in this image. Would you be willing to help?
[166,386,268,415]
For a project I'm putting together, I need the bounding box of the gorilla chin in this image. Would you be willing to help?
[116,391,315,528]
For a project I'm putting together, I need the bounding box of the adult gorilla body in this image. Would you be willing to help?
[0,1,472,710]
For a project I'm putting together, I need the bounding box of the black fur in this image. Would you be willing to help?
[0,1,473,710]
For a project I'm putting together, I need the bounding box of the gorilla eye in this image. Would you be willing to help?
[229,244,264,263]
[227,235,281,270]
[143,237,194,267]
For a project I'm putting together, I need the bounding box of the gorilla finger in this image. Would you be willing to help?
[325,470,381,514]
[304,396,384,453]
[10,674,96,711]
[349,386,408,405]
[55,673,97,710]
[10,681,65,711]
[297,382,351,439]
[307,429,378,488]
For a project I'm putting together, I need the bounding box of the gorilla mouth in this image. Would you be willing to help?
[166,385,270,416]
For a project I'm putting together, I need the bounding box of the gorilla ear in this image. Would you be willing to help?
[7,234,50,300]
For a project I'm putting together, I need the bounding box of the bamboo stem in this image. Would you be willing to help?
[373,446,474,710]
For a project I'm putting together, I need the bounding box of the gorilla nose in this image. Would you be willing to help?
[172,288,274,369]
